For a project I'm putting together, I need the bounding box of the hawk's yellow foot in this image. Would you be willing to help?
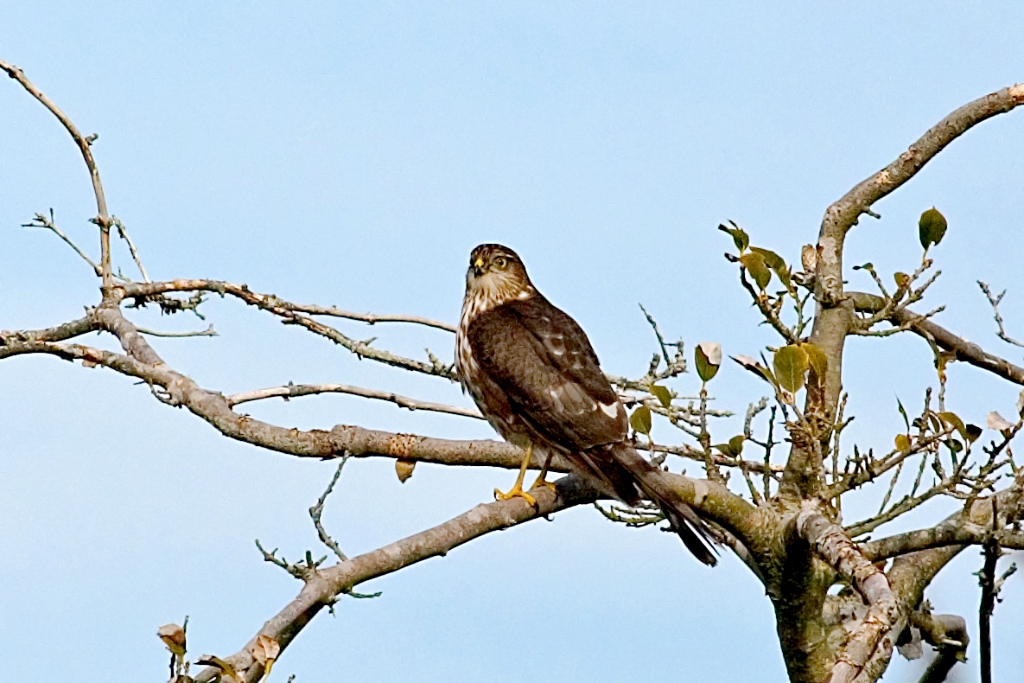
[494,443,538,507]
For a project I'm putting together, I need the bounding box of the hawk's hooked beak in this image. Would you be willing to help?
[472,257,485,277]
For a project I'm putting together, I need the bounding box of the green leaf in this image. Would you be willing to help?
[896,397,911,432]
[718,222,749,252]
[630,405,652,435]
[650,384,672,409]
[740,252,772,290]
[714,437,744,458]
[751,247,793,292]
[965,423,982,443]
[894,272,910,289]
[773,344,809,394]
[695,341,722,383]
[895,433,911,455]
[918,207,947,250]
[800,342,828,386]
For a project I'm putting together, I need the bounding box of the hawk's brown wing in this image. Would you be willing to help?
[466,295,626,452]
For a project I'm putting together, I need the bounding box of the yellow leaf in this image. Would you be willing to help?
[773,345,809,394]
[195,655,242,683]
[800,342,828,386]
[252,634,281,665]
[395,458,416,483]
[157,623,186,658]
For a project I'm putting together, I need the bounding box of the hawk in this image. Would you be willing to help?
[455,244,718,565]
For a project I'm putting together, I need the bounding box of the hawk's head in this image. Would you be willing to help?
[464,244,535,310]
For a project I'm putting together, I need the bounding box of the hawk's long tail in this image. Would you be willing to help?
[604,444,720,566]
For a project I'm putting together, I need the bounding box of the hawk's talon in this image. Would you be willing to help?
[494,485,537,507]
[529,476,557,493]
[493,442,538,507]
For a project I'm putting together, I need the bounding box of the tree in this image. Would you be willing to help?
[2,56,1022,683]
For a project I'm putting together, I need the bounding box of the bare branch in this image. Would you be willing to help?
[119,279,460,380]
[638,303,673,366]
[824,84,1024,238]
[193,476,598,683]
[22,210,101,276]
[309,458,351,562]
[861,524,1024,561]
[226,381,481,418]
[795,505,899,683]
[277,302,456,333]
[909,610,969,683]
[978,281,1024,349]
[0,315,98,345]
[137,324,218,338]
[851,291,1024,385]
[1,59,113,283]
[110,216,150,283]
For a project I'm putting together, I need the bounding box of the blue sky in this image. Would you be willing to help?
[1,3,1022,681]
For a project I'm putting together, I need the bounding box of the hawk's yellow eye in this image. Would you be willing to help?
[494,256,508,270]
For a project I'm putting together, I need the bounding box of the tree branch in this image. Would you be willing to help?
[119,279,460,380]
[823,84,1023,239]
[861,524,1024,561]
[1,59,113,284]
[192,475,598,683]
[282,303,456,333]
[784,83,1024,500]
[226,381,482,418]
[794,505,899,683]
[851,290,1024,385]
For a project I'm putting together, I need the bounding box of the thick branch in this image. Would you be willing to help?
[795,505,899,683]
[0,317,758,545]
[861,524,1024,561]
[824,84,1023,238]
[783,84,1024,500]
[192,476,596,683]
[851,291,1024,385]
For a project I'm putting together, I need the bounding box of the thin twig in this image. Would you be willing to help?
[282,303,455,333]
[639,303,672,367]
[111,216,150,283]
[22,210,101,276]
[226,381,482,418]
[310,457,351,562]
[137,324,218,338]
[978,281,1024,348]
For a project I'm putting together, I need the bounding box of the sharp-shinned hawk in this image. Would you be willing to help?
[455,243,718,565]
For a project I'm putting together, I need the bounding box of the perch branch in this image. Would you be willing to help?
[192,476,597,683]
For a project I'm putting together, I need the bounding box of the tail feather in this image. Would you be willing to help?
[604,444,720,566]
